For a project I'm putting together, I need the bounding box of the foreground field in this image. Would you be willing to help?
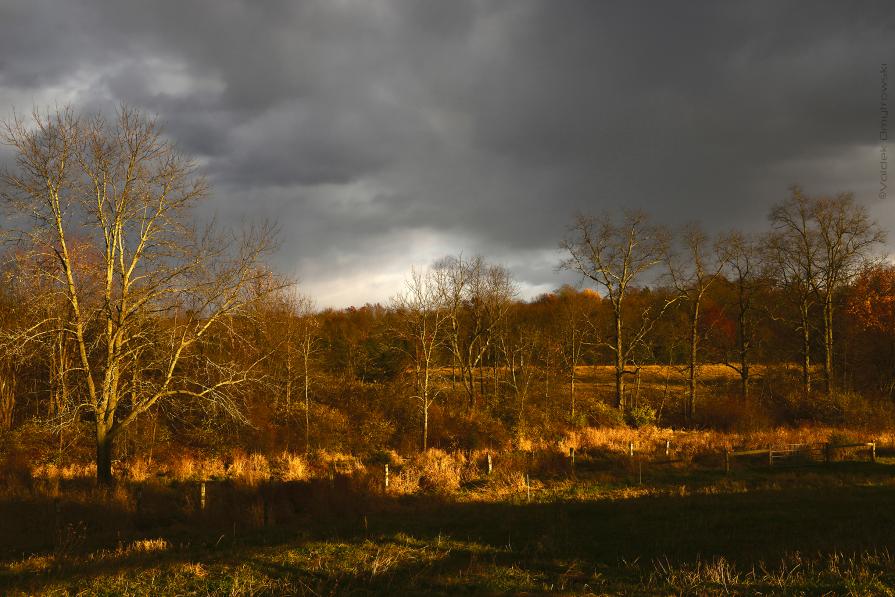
[3,428,895,595]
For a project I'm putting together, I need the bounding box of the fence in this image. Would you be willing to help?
[724,442,876,473]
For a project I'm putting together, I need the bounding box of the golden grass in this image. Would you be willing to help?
[166,453,227,482]
[557,425,892,459]
[389,449,465,495]
[309,450,365,476]
[274,451,309,481]
[21,425,893,499]
[6,426,895,595]
[31,462,96,481]
[226,452,271,486]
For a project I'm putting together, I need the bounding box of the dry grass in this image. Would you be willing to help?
[166,453,227,482]
[650,550,895,594]
[124,457,153,482]
[558,425,891,460]
[274,452,309,481]
[226,452,271,486]
[309,450,365,477]
[31,462,97,481]
[388,449,465,495]
[19,424,891,500]
[4,422,895,595]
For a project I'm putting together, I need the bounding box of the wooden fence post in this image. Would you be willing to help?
[724,449,730,474]
[384,463,389,489]
[487,453,492,475]
[824,443,831,464]
[665,440,670,457]
[870,442,877,463]
[768,446,773,467]
[569,447,575,469]
[628,442,634,457]
[525,474,531,502]
[200,481,206,511]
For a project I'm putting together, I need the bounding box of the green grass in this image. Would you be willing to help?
[4,457,895,594]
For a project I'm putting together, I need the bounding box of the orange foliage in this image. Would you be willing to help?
[848,264,895,333]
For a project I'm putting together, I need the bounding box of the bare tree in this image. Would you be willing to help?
[718,231,763,401]
[561,211,676,410]
[499,321,541,429]
[1,107,276,483]
[810,193,884,396]
[393,266,450,451]
[435,255,515,412]
[294,296,322,454]
[553,286,592,419]
[666,223,727,420]
[768,187,819,398]
[768,186,883,398]
[0,262,26,431]
[252,285,321,453]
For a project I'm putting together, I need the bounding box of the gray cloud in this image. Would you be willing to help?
[1,0,893,305]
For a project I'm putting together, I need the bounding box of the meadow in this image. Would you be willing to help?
[3,424,895,595]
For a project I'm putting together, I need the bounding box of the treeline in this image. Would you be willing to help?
[1,107,894,483]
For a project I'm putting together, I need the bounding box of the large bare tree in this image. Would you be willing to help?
[1,107,276,483]
[767,187,819,398]
[768,186,883,398]
[718,231,764,401]
[562,211,676,411]
[811,193,884,396]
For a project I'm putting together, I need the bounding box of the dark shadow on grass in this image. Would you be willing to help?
[3,463,895,593]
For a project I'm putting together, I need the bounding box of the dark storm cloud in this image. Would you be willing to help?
[1,0,893,305]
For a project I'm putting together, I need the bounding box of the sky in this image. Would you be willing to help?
[1,1,893,307]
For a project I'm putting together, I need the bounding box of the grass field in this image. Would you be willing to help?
[3,428,895,595]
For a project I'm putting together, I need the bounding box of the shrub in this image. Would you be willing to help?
[387,449,466,495]
[415,449,463,493]
[587,401,626,427]
[626,404,657,428]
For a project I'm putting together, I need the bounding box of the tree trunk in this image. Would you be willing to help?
[687,301,699,421]
[801,300,812,397]
[544,352,550,422]
[614,311,625,411]
[422,399,428,452]
[285,359,292,409]
[478,356,485,402]
[823,298,834,397]
[738,294,750,402]
[0,366,14,431]
[304,352,311,455]
[96,423,114,485]
[491,344,497,407]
